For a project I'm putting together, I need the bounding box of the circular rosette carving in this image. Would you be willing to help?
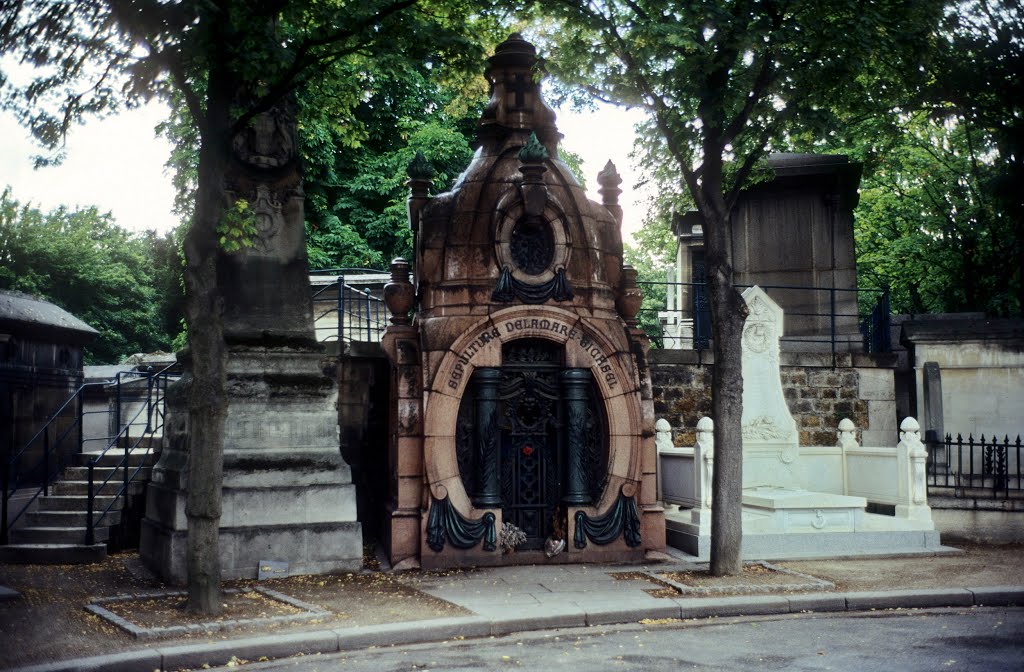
[494,192,570,283]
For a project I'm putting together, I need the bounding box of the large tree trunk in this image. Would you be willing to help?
[182,74,233,615]
[703,204,748,577]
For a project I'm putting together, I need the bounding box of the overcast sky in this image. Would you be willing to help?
[0,99,649,244]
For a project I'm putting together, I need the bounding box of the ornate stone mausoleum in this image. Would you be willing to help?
[381,35,665,569]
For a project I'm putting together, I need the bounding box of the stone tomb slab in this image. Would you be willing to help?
[741,486,866,534]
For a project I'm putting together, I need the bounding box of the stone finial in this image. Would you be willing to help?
[383,257,414,325]
[899,416,922,444]
[406,152,433,231]
[518,132,549,164]
[696,416,714,449]
[478,34,560,151]
[655,418,673,452]
[518,132,550,215]
[407,151,435,181]
[837,418,859,449]
[616,265,643,327]
[598,160,624,226]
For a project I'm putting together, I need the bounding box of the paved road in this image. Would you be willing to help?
[221,607,1024,672]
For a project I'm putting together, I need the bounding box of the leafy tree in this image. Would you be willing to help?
[537,0,944,574]
[1,0,493,613]
[0,187,179,362]
[853,111,1021,317]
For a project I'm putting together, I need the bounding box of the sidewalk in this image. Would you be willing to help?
[1,543,1021,672]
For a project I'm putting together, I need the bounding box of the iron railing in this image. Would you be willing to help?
[85,363,178,545]
[310,268,389,344]
[642,280,892,355]
[1,363,178,546]
[928,433,1023,499]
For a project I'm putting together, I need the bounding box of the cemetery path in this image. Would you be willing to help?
[0,543,1020,671]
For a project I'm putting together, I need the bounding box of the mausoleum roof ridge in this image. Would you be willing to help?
[0,289,98,340]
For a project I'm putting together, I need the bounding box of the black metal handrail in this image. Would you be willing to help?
[310,268,389,344]
[1,363,179,546]
[927,432,1023,500]
[639,280,892,355]
[2,378,103,544]
[85,363,178,545]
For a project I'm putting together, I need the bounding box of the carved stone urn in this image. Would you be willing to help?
[384,257,414,325]
[617,265,643,326]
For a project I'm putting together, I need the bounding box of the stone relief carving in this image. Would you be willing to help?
[742,415,793,441]
[232,108,296,169]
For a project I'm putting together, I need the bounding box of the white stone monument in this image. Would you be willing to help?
[738,286,868,533]
[660,286,943,559]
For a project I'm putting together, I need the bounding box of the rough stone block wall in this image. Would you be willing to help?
[650,351,895,448]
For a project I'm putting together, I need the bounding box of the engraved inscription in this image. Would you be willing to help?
[444,319,619,390]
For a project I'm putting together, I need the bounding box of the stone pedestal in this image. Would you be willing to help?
[141,346,362,583]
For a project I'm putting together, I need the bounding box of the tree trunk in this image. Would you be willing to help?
[703,205,747,577]
[182,78,232,615]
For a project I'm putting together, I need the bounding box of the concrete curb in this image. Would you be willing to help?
[11,586,1023,672]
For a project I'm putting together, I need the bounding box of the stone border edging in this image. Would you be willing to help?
[84,586,330,640]
[13,586,1023,672]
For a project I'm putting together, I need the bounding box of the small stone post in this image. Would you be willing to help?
[688,417,714,537]
[837,418,858,495]
[654,418,673,503]
[896,417,933,525]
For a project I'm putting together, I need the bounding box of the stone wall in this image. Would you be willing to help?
[901,317,1024,440]
[650,349,898,448]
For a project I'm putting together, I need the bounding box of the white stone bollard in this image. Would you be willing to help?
[655,418,673,502]
[695,416,714,510]
[896,416,933,525]
[837,417,859,450]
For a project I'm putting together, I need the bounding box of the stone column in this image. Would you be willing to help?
[472,368,502,508]
[561,368,592,505]
[922,362,945,467]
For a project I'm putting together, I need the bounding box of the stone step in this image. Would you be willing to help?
[10,525,109,544]
[75,449,157,468]
[35,494,122,512]
[61,466,153,482]
[0,543,107,564]
[50,479,147,497]
[24,510,122,527]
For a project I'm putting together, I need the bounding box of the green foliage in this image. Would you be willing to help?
[216,199,257,253]
[0,186,180,362]
[624,242,670,347]
[851,112,1020,316]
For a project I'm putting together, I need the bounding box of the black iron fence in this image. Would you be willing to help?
[2,363,179,545]
[928,433,1023,499]
[85,364,178,545]
[638,280,892,354]
[310,268,388,344]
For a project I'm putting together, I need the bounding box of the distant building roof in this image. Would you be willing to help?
[0,290,98,343]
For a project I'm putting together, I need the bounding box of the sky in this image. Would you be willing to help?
[0,99,650,244]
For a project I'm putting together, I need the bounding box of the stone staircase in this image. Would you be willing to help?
[0,440,159,564]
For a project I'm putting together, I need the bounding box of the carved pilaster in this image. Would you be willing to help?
[561,368,592,506]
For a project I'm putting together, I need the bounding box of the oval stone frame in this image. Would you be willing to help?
[423,305,644,527]
[493,194,571,283]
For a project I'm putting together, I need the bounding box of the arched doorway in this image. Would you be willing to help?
[455,338,608,550]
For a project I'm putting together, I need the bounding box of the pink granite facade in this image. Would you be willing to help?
[381,35,664,569]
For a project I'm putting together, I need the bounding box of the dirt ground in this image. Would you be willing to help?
[0,544,1021,670]
[0,552,467,669]
[778,543,1024,592]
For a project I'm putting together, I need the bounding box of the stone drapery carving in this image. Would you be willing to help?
[573,489,642,549]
